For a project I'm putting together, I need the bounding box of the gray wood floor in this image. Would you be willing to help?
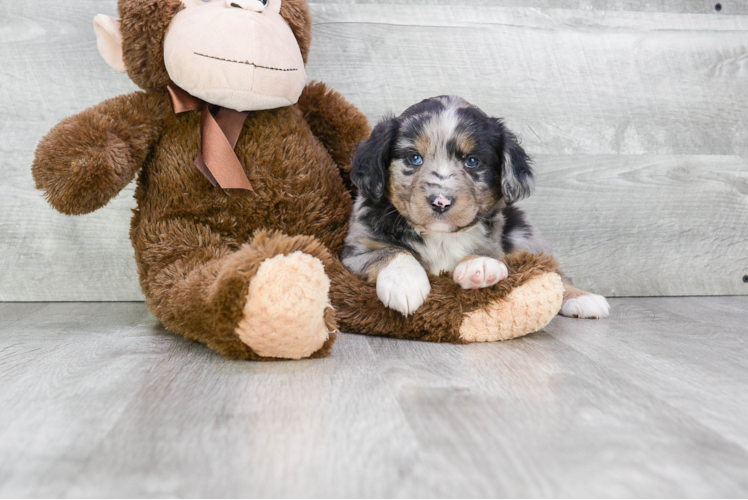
[1,299,747,498]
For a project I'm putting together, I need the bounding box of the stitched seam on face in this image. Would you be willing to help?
[194,52,297,71]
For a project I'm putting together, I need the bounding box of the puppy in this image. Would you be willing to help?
[342,95,609,319]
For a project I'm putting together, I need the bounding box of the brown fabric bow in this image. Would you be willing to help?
[167,86,253,191]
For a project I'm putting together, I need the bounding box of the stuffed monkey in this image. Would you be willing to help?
[33,0,564,361]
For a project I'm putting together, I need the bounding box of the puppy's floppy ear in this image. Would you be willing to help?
[351,116,399,202]
[491,119,534,203]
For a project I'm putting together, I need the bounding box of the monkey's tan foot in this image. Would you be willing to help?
[459,272,563,342]
[236,251,332,359]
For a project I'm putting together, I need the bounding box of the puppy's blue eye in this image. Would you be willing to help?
[464,156,479,168]
[409,154,424,166]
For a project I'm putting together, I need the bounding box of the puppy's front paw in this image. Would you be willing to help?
[376,253,431,317]
[453,257,508,290]
[560,293,610,319]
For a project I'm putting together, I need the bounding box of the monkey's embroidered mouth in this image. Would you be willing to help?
[194,52,298,72]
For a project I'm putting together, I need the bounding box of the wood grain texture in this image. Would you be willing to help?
[313,0,748,14]
[1,2,747,300]
[0,1,141,301]
[523,155,748,295]
[1,299,747,497]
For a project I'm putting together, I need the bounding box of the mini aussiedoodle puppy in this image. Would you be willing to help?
[342,95,609,319]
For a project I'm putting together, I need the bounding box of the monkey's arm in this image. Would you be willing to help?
[32,91,169,215]
[297,81,371,187]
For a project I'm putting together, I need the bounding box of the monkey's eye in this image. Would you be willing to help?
[464,156,480,169]
[408,154,424,166]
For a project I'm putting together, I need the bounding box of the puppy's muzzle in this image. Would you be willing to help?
[429,194,454,214]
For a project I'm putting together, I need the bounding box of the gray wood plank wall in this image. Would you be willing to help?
[1,1,747,301]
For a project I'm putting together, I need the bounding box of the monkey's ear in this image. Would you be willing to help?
[491,119,534,203]
[94,14,126,73]
[351,117,399,202]
[267,0,282,14]
[279,0,312,64]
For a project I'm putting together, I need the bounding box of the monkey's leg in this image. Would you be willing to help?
[134,223,337,360]
[327,252,563,344]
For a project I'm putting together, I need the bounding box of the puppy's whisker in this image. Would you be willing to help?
[379,206,400,222]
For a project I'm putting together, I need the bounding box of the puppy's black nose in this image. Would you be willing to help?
[429,194,454,214]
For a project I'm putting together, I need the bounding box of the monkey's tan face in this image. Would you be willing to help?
[388,108,502,233]
[164,0,306,111]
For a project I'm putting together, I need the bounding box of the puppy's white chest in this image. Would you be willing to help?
[416,225,489,275]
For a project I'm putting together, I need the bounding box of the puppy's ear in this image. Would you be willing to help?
[492,119,534,203]
[351,116,399,202]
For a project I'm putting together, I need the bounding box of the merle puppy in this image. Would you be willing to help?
[342,95,609,319]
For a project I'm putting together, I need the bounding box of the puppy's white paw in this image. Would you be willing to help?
[560,293,610,319]
[376,253,431,317]
[453,257,508,290]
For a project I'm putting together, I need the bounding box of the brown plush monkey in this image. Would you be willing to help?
[32,0,564,361]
